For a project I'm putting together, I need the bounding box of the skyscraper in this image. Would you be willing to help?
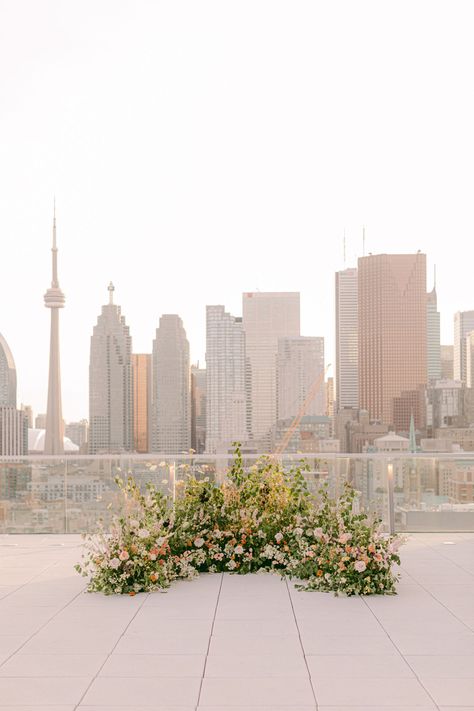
[151,315,190,453]
[466,332,474,389]
[242,292,300,441]
[191,365,207,454]
[427,284,441,382]
[132,354,152,453]
[89,283,133,454]
[454,311,474,382]
[358,253,427,430]
[205,305,247,453]
[441,345,454,380]
[0,334,17,408]
[0,407,28,456]
[335,268,358,411]
[43,207,65,455]
[277,336,325,420]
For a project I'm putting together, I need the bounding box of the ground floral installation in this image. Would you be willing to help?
[75,446,403,596]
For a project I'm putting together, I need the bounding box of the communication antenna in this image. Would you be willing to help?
[343,228,346,267]
[362,225,366,257]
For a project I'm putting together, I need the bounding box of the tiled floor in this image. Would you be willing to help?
[0,533,474,709]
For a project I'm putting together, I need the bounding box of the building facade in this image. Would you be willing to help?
[277,336,325,420]
[151,315,190,453]
[335,268,358,410]
[441,345,454,380]
[205,306,247,453]
[132,354,152,453]
[191,365,207,454]
[242,292,300,441]
[358,253,427,431]
[0,407,28,456]
[0,334,17,408]
[454,311,474,383]
[89,284,133,454]
[466,332,474,389]
[427,286,441,382]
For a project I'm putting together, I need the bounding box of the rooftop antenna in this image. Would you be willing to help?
[433,264,437,290]
[343,228,346,267]
[362,225,366,257]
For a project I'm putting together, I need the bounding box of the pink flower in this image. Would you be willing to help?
[314,528,324,539]
[194,538,205,548]
[354,560,366,573]
[275,533,284,543]
[109,557,120,569]
[339,532,352,544]
[234,545,244,555]
[119,550,129,561]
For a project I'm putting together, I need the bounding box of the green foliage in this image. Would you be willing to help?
[76,446,403,596]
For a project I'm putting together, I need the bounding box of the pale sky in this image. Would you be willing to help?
[1,0,474,422]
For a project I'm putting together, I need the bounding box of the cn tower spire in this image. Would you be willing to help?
[44,202,65,455]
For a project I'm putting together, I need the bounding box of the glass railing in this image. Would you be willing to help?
[1,453,474,534]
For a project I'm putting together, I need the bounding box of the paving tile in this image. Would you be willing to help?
[406,654,474,678]
[198,707,317,711]
[205,652,308,678]
[0,676,91,704]
[209,633,303,656]
[0,652,107,677]
[82,677,201,706]
[300,633,396,655]
[100,653,205,677]
[199,677,315,706]
[21,631,121,654]
[422,678,474,705]
[0,707,75,711]
[307,653,414,678]
[391,633,474,655]
[0,635,27,657]
[215,596,293,620]
[297,615,386,637]
[115,629,210,655]
[313,677,435,706]
[212,618,298,637]
[80,707,195,711]
[317,708,436,711]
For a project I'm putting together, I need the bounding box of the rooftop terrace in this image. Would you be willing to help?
[0,533,474,709]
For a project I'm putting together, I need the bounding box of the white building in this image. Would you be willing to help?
[454,311,474,383]
[242,292,300,441]
[466,332,474,389]
[0,407,27,456]
[335,268,358,410]
[89,284,133,454]
[277,336,325,420]
[151,315,191,454]
[0,333,17,408]
[205,306,248,453]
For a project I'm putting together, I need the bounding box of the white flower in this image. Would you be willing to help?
[119,550,129,561]
[294,527,303,536]
[234,545,244,555]
[129,519,140,530]
[339,532,352,544]
[138,528,150,538]
[354,560,367,573]
[227,559,237,570]
[275,532,284,543]
[156,537,165,547]
[314,528,323,539]
[109,557,121,569]
[194,537,205,548]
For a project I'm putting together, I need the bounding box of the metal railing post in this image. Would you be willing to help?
[387,460,395,535]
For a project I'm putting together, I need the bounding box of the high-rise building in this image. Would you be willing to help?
[466,332,474,389]
[277,337,325,420]
[21,405,34,429]
[65,420,89,453]
[0,407,28,456]
[89,283,133,454]
[132,354,152,453]
[454,311,474,382]
[335,268,358,410]
[205,306,247,453]
[358,253,427,430]
[35,413,47,430]
[441,345,454,380]
[0,334,17,408]
[151,315,190,453]
[191,365,207,454]
[427,285,441,382]
[43,207,65,455]
[242,292,300,441]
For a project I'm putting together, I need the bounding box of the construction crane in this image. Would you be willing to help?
[275,364,332,456]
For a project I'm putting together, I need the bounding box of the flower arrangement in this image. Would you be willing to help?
[75,446,403,596]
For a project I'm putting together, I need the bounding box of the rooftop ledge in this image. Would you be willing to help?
[0,533,474,708]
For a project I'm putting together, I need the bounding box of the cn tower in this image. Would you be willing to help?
[43,204,65,455]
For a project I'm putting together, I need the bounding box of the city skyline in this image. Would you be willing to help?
[2,2,474,421]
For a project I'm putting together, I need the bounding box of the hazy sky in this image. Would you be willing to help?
[1,1,474,422]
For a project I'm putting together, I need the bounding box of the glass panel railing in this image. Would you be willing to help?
[1,454,474,534]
